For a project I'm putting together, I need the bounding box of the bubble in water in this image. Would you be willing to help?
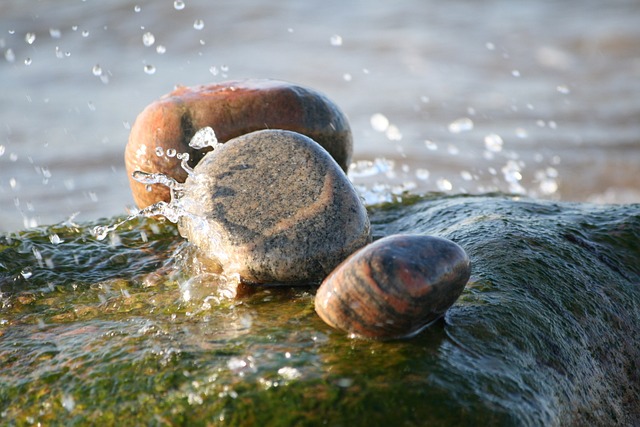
[0,145,5,156]
[189,126,219,150]
[144,64,156,74]
[448,117,474,133]
[174,0,185,10]
[24,57,32,65]
[134,5,141,12]
[142,32,155,47]
[484,133,504,152]
[92,64,102,76]
[447,144,459,155]
[155,146,164,157]
[193,19,205,30]
[166,148,177,157]
[156,45,166,54]
[511,70,521,77]
[49,28,61,39]
[25,32,36,44]
[370,113,389,132]
[556,85,570,94]
[343,73,352,82]
[330,34,343,46]
[82,30,90,37]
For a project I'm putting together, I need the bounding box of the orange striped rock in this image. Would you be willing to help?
[315,235,470,339]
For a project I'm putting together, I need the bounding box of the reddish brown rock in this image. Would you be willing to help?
[125,79,352,208]
[315,235,470,340]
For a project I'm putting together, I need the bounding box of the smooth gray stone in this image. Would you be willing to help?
[177,129,371,284]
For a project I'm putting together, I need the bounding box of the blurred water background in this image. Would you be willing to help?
[1,0,639,232]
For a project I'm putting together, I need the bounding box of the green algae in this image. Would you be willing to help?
[1,194,639,426]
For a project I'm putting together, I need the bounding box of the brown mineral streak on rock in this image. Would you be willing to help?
[262,173,334,237]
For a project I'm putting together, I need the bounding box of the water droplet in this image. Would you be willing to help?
[5,48,15,62]
[49,234,63,244]
[447,144,459,155]
[61,394,75,412]
[370,113,389,132]
[437,178,453,191]
[0,145,5,156]
[144,64,156,74]
[134,5,141,12]
[156,45,166,54]
[484,133,503,152]
[539,178,558,195]
[142,32,155,47]
[92,64,102,76]
[385,125,402,141]
[485,42,496,50]
[415,168,430,180]
[424,140,438,151]
[193,19,205,30]
[20,268,33,279]
[556,85,570,94]
[82,30,90,37]
[49,28,61,39]
[330,34,343,46]
[460,170,473,181]
[174,0,185,10]
[24,57,32,65]
[343,73,352,81]
[511,70,521,77]
[166,148,176,157]
[189,126,219,149]
[448,117,474,133]
[155,146,164,157]
[515,127,528,139]
[25,32,36,44]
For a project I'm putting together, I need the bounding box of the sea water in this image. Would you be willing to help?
[1,0,639,232]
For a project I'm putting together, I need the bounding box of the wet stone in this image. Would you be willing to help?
[125,79,353,209]
[315,234,471,340]
[177,129,371,284]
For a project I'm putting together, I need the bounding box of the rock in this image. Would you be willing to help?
[125,79,353,208]
[176,129,370,284]
[315,234,471,339]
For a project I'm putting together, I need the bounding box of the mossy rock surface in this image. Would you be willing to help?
[1,194,639,426]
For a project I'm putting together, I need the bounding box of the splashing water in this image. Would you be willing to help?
[189,126,219,150]
[92,127,220,241]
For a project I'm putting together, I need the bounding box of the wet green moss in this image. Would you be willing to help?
[1,195,639,426]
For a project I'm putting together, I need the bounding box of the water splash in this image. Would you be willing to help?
[189,126,219,150]
[92,127,220,241]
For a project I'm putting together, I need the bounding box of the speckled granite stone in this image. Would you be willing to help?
[315,234,471,339]
[177,129,370,284]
